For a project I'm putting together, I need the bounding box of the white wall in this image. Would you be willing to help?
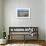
[0,0,2,28]
[45,0,46,40]
[0,0,3,38]
[3,0,45,40]
[32,0,45,40]
[4,0,32,39]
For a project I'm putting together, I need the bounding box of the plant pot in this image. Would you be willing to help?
[0,39,7,44]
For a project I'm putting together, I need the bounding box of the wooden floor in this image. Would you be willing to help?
[9,40,46,46]
[0,40,46,46]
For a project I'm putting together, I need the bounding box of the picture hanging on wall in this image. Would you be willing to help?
[16,8,31,18]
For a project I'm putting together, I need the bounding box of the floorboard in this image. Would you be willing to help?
[0,40,46,46]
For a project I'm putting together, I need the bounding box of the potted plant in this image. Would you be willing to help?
[0,26,7,44]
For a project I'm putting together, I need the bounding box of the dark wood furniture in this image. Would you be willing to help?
[9,27,38,40]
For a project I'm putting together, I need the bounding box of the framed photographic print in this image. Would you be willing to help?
[16,8,31,18]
